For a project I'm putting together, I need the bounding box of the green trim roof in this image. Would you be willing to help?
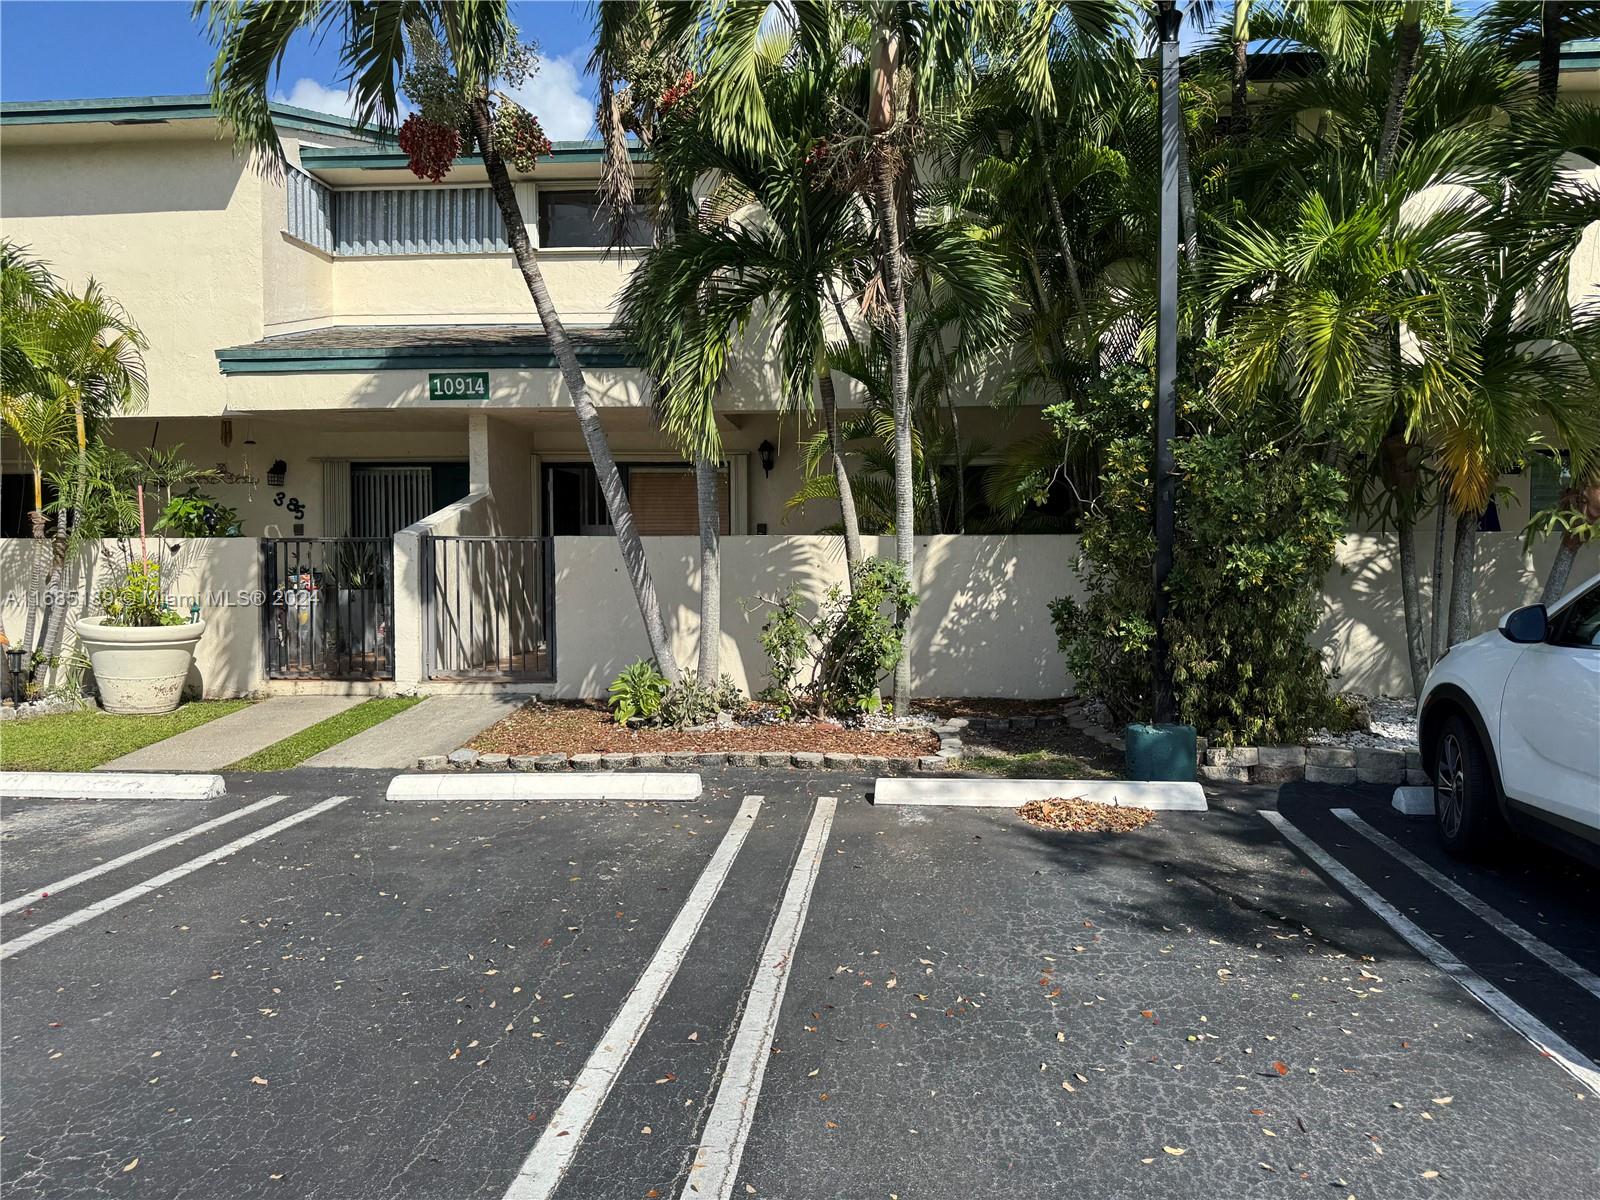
[0,93,384,139]
[298,142,647,171]
[217,325,634,375]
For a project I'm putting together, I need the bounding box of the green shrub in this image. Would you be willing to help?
[1051,428,1347,746]
[154,489,242,537]
[752,557,917,718]
[607,659,669,725]
[101,559,187,628]
[658,671,745,729]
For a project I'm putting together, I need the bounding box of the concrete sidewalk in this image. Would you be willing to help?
[301,694,526,769]
[100,696,364,771]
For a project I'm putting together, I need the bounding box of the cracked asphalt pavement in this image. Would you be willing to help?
[1,768,1596,1198]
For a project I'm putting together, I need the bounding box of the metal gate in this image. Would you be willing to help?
[422,536,554,681]
[262,537,394,679]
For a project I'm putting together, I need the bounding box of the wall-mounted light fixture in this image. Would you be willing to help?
[758,440,776,477]
[267,459,287,487]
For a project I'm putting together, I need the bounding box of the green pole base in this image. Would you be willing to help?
[1124,723,1197,782]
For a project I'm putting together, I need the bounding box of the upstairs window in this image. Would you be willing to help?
[537,189,651,249]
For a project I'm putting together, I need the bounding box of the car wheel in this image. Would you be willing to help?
[1433,713,1501,858]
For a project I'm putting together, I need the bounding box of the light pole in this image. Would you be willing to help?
[1125,0,1198,782]
[1152,0,1181,726]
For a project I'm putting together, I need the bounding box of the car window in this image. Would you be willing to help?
[1552,584,1600,648]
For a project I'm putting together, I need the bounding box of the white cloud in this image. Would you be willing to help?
[506,54,595,142]
[273,78,362,121]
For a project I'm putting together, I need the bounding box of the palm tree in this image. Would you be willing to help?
[1,386,74,656]
[199,0,685,682]
[0,238,59,658]
[17,280,149,683]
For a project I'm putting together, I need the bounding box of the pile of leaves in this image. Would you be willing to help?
[1016,797,1154,833]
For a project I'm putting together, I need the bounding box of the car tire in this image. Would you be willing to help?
[1433,713,1502,858]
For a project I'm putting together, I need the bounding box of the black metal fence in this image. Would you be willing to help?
[262,537,394,679]
[422,535,554,680]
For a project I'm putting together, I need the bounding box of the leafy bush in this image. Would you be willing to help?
[607,659,669,725]
[1051,428,1347,746]
[154,489,241,537]
[101,559,187,628]
[657,671,745,729]
[753,557,917,718]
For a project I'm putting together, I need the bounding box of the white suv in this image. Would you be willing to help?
[1417,570,1600,862]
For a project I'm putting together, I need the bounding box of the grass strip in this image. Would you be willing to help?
[961,750,1114,780]
[228,696,424,771]
[0,700,253,772]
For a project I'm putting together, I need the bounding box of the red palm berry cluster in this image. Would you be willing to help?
[658,69,697,116]
[398,114,461,182]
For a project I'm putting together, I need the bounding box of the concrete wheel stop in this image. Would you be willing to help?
[872,777,1207,810]
[0,772,227,800]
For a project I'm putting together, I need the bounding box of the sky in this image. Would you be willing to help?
[0,0,604,140]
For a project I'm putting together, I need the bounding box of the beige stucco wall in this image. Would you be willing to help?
[550,534,1081,700]
[327,250,638,331]
[0,134,266,420]
[0,537,265,699]
[1318,529,1578,696]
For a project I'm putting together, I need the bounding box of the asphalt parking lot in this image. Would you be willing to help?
[2,769,1596,1198]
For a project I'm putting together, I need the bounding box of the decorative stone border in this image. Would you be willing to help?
[419,718,974,774]
[1199,744,1427,787]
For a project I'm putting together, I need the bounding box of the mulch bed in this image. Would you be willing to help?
[1017,797,1155,833]
[469,700,939,757]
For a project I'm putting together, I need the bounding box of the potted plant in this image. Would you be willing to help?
[77,557,205,714]
[330,542,383,657]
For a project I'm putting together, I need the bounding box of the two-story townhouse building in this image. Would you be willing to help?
[0,93,1063,697]
[0,94,1046,545]
[2,51,1597,700]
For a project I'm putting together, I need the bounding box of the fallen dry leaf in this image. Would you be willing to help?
[251,1076,269,1086]
[1163,1147,1185,1156]
[1018,797,1155,833]
[122,1158,139,1173]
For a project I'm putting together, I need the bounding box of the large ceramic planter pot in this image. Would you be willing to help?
[77,617,206,715]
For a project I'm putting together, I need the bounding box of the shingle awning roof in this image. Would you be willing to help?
[216,325,634,374]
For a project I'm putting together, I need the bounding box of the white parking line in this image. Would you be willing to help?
[1335,809,1600,1002]
[683,796,838,1199]
[501,796,765,1200]
[0,795,290,917]
[0,795,350,961]
[1262,811,1600,1094]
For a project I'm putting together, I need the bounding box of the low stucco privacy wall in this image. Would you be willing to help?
[1320,529,1572,695]
[0,538,263,699]
[0,530,1585,702]
[551,535,1080,700]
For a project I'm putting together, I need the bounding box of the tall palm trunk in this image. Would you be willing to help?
[695,454,721,681]
[1429,497,1447,665]
[1447,509,1479,646]
[33,402,87,687]
[878,156,915,711]
[468,97,681,682]
[818,370,863,571]
[21,473,48,655]
[1397,512,1427,695]
[1541,479,1599,604]
[1230,0,1252,140]
[1538,1,1562,107]
[1034,114,1089,341]
[1377,2,1424,180]
[870,26,915,712]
